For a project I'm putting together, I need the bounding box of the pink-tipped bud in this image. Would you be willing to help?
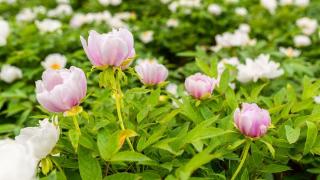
[184,73,217,99]
[35,66,87,113]
[80,28,135,68]
[135,60,168,85]
[234,103,271,138]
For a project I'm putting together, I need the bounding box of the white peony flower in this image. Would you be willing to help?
[235,7,247,16]
[41,53,67,70]
[0,0,15,4]
[260,0,277,14]
[279,0,294,5]
[107,17,127,28]
[208,4,222,16]
[0,140,38,180]
[296,17,318,35]
[214,25,255,50]
[238,23,251,34]
[166,83,178,97]
[0,19,10,46]
[35,19,62,33]
[169,2,179,12]
[294,0,309,7]
[237,54,284,83]
[139,31,154,43]
[98,0,122,6]
[279,47,301,58]
[294,35,311,47]
[166,18,179,28]
[47,4,73,18]
[56,0,69,4]
[314,96,320,104]
[69,13,87,28]
[0,64,22,83]
[15,118,60,160]
[218,57,240,75]
[16,8,37,22]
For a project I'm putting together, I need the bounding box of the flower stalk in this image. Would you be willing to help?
[231,140,251,180]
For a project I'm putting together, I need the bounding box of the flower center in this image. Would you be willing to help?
[50,63,61,70]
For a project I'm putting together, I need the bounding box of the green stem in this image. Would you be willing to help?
[72,115,81,135]
[114,70,135,152]
[231,140,251,180]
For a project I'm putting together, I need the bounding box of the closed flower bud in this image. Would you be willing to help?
[234,103,271,138]
[135,60,168,85]
[15,118,60,159]
[80,28,135,68]
[184,73,217,99]
[36,66,87,113]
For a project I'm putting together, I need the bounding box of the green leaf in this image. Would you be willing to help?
[0,124,18,133]
[225,88,238,110]
[104,173,141,180]
[110,151,151,162]
[260,164,291,173]
[217,69,229,93]
[304,121,318,155]
[68,129,80,152]
[78,147,102,180]
[260,140,275,158]
[285,125,300,144]
[97,129,136,160]
[196,58,211,76]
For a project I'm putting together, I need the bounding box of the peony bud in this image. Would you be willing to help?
[135,60,168,85]
[184,73,217,99]
[80,28,135,68]
[234,103,271,138]
[15,118,60,159]
[35,66,87,113]
[0,140,38,180]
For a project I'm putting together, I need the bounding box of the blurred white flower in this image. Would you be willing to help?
[237,54,284,83]
[139,31,154,43]
[33,5,47,14]
[314,96,320,104]
[179,0,201,8]
[235,7,247,16]
[166,18,179,28]
[107,17,127,28]
[166,83,178,97]
[48,4,73,18]
[218,57,240,75]
[115,12,136,20]
[279,0,293,5]
[260,0,277,14]
[35,19,62,33]
[16,118,60,160]
[296,17,318,35]
[70,13,87,28]
[16,8,37,22]
[213,25,255,50]
[169,2,179,12]
[238,23,251,34]
[208,4,222,16]
[99,0,122,6]
[0,19,10,46]
[279,47,301,58]
[294,0,309,7]
[0,0,15,4]
[42,53,67,70]
[294,35,311,47]
[0,64,22,83]
[56,0,69,4]
[0,140,38,180]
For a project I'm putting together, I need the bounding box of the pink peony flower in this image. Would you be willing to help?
[80,28,135,68]
[35,66,87,113]
[234,103,271,138]
[135,60,168,85]
[184,73,217,99]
